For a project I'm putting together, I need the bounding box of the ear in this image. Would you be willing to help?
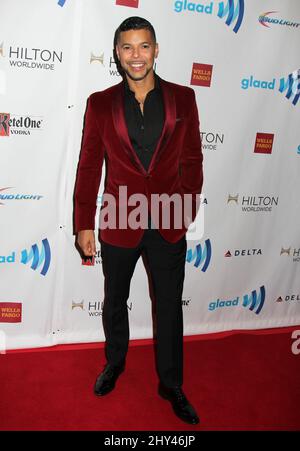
[155,43,159,59]
[115,45,120,60]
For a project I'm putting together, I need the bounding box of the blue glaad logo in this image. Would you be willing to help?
[186,239,211,271]
[279,70,300,106]
[21,238,51,276]
[209,286,266,315]
[57,0,66,6]
[241,69,300,106]
[173,0,244,33]
[242,286,265,315]
[297,145,300,155]
[217,0,244,33]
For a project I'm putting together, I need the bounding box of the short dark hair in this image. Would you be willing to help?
[114,16,156,47]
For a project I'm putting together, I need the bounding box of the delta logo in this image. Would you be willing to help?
[254,133,274,154]
[258,11,300,29]
[275,294,300,303]
[174,0,244,33]
[191,63,213,87]
[241,69,300,106]
[225,248,262,257]
[208,286,266,315]
[0,302,22,323]
[116,0,139,8]
[0,112,43,137]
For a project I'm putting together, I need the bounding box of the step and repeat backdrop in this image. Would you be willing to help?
[0,0,300,350]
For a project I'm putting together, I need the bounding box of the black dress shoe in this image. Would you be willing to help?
[94,363,125,396]
[158,384,199,425]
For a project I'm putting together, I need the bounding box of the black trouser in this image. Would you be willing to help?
[100,228,187,388]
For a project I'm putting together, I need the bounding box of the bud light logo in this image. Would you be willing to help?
[186,239,211,271]
[21,238,51,276]
[217,0,244,33]
[242,286,265,314]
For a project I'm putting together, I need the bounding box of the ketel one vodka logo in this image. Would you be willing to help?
[186,239,211,271]
[0,113,43,136]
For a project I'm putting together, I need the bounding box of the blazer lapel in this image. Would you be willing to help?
[148,77,176,173]
[112,77,176,174]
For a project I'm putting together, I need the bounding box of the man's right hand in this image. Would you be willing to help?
[77,230,96,257]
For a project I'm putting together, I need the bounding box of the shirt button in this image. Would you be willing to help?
[141,125,144,130]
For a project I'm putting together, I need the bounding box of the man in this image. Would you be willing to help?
[74,17,203,425]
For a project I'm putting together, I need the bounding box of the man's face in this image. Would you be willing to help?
[116,28,158,82]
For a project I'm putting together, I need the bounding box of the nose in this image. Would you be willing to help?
[132,46,140,59]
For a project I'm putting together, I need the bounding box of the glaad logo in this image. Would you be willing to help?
[58,0,66,6]
[0,187,43,205]
[174,1,244,33]
[186,239,211,271]
[217,0,244,33]
[21,238,51,276]
[241,70,300,106]
[259,11,300,29]
[279,70,300,106]
[242,286,265,314]
[209,286,265,315]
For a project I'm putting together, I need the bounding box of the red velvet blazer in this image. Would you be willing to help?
[74,76,203,248]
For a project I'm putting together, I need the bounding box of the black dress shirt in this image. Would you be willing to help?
[124,74,165,172]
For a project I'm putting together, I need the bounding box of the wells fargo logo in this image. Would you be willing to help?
[191,63,213,87]
[254,133,274,154]
[0,302,22,323]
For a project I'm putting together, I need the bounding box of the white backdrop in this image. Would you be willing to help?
[0,0,299,350]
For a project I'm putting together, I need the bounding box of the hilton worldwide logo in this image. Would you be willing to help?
[280,247,300,263]
[0,41,63,70]
[72,300,133,317]
[227,194,279,213]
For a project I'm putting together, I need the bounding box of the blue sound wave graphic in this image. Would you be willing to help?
[218,0,244,33]
[186,239,211,271]
[21,238,51,276]
[242,286,265,314]
[58,0,66,7]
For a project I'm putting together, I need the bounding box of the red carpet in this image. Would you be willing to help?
[0,328,300,431]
